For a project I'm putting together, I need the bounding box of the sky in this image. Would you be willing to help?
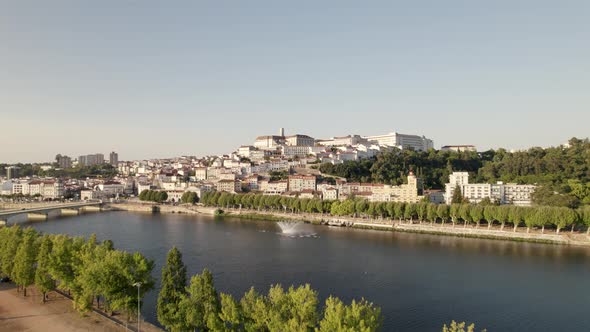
[1,1,589,163]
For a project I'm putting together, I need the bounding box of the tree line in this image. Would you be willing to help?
[319,137,590,207]
[157,247,383,332]
[0,226,155,320]
[180,191,199,204]
[139,189,169,203]
[201,192,590,234]
[0,163,118,179]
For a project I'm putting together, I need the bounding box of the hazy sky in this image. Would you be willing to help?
[1,1,589,163]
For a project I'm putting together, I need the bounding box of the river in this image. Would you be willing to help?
[27,211,590,331]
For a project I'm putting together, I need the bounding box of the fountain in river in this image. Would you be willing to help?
[276,221,317,237]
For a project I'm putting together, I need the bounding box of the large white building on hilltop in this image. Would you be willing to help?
[444,172,536,206]
[441,145,477,152]
[254,129,316,150]
[364,132,434,151]
[316,135,368,147]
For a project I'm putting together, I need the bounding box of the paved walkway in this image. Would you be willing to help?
[0,283,161,332]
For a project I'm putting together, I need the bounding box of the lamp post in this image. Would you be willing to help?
[133,282,142,332]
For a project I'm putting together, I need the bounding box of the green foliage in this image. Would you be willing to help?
[319,138,590,205]
[179,269,222,331]
[202,190,590,234]
[157,247,189,332]
[451,185,465,204]
[139,189,168,203]
[318,296,383,332]
[531,184,581,208]
[158,247,384,332]
[270,170,289,181]
[469,205,484,227]
[0,226,153,317]
[442,320,486,332]
[13,228,39,296]
[0,225,23,277]
[35,235,55,302]
[181,191,199,204]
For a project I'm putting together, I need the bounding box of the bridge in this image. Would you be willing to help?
[0,201,104,225]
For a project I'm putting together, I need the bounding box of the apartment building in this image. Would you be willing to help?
[216,179,242,193]
[259,180,288,195]
[444,172,536,205]
[288,175,317,192]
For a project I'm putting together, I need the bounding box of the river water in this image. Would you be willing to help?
[28,211,590,331]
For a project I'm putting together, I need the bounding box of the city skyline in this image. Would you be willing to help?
[2,1,590,163]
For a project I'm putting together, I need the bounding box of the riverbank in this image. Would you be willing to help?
[108,201,217,215]
[102,202,590,247]
[0,283,162,332]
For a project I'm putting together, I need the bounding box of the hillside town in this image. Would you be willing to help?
[0,129,536,206]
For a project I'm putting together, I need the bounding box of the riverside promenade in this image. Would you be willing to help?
[0,284,162,332]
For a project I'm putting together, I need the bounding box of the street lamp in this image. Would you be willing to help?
[133,282,142,332]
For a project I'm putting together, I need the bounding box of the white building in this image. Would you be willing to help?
[288,175,317,192]
[285,134,315,147]
[317,135,367,147]
[441,145,477,153]
[254,135,285,149]
[444,172,536,206]
[364,132,434,151]
[280,145,311,158]
[216,180,242,193]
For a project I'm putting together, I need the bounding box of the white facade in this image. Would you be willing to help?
[444,172,536,206]
[364,132,433,151]
[285,135,315,147]
[317,135,367,147]
[441,145,477,152]
[288,175,317,192]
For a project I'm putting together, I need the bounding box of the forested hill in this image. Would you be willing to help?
[319,137,590,207]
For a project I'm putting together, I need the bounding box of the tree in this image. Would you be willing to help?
[48,234,78,294]
[495,206,510,231]
[404,203,417,223]
[417,203,428,223]
[554,207,577,234]
[469,205,484,228]
[240,287,268,331]
[523,208,536,233]
[157,191,168,203]
[35,235,55,303]
[181,191,199,204]
[437,204,450,226]
[450,204,461,227]
[442,320,486,332]
[139,189,148,201]
[460,204,472,228]
[426,204,438,224]
[451,185,464,204]
[0,226,22,278]
[13,228,39,296]
[508,206,524,232]
[179,269,221,331]
[355,200,368,218]
[219,293,243,331]
[157,247,189,332]
[394,203,405,221]
[483,206,497,229]
[582,208,590,235]
[318,296,382,332]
